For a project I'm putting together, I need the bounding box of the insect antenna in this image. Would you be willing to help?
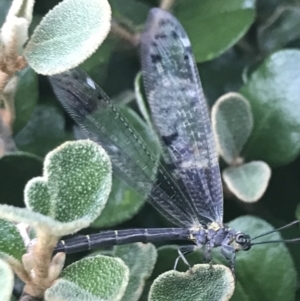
[250,220,299,241]
[251,238,300,246]
[249,220,300,246]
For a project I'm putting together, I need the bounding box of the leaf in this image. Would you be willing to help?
[0,152,43,208]
[110,0,150,26]
[151,245,183,277]
[175,0,256,62]
[140,245,249,301]
[296,205,300,222]
[258,6,300,54]
[223,161,271,202]
[13,67,39,133]
[24,0,111,75]
[45,140,112,222]
[212,92,253,164]
[102,243,157,301]
[198,48,249,103]
[23,140,112,235]
[149,264,234,301]
[92,106,160,228]
[0,219,26,261]
[80,37,116,85]
[228,216,297,301]
[24,178,52,216]
[241,50,300,166]
[0,259,14,301]
[92,177,144,228]
[118,244,157,301]
[14,103,67,157]
[228,282,249,301]
[0,204,90,237]
[45,255,129,301]
[0,141,111,236]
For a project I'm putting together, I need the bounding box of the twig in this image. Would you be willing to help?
[1,74,18,126]
[6,258,30,284]
[111,20,139,47]
[23,231,61,298]
[160,0,175,11]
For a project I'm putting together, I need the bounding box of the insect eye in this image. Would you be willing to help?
[236,233,246,244]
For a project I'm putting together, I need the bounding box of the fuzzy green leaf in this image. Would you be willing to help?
[0,219,26,261]
[92,106,160,228]
[101,243,157,301]
[175,0,255,62]
[24,178,51,216]
[241,50,300,166]
[45,140,112,222]
[139,245,192,300]
[141,245,249,301]
[223,161,271,202]
[24,0,111,75]
[0,204,89,237]
[24,140,112,234]
[13,67,39,133]
[212,92,253,164]
[0,259,14,301]
[258,6,300,54]
[149,264,234,301]
[0,141,111,237]
[45,255,129,301]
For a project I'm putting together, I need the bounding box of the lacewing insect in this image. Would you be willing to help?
[49,8,300,274]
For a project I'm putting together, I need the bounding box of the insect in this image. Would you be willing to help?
[50,8,300,274]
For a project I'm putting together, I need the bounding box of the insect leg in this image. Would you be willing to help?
[221,244,236,276]
[203,242,213,265]
[174,245,196,270]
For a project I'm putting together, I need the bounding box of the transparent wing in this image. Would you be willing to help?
[49,69,201,228]
[141,8,223,224]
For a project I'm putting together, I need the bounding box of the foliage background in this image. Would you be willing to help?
[1,0,300,300]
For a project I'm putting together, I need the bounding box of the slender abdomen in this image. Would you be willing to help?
[54,228,191,254]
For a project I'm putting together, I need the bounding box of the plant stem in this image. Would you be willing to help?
[23,231,59,298]
[111,20,139,47]
[160,0,175,10]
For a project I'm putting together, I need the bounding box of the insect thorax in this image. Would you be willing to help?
[189,223,231,247]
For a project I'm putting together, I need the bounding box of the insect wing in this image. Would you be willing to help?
[141,8,223,224]
[49,69,198,227]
